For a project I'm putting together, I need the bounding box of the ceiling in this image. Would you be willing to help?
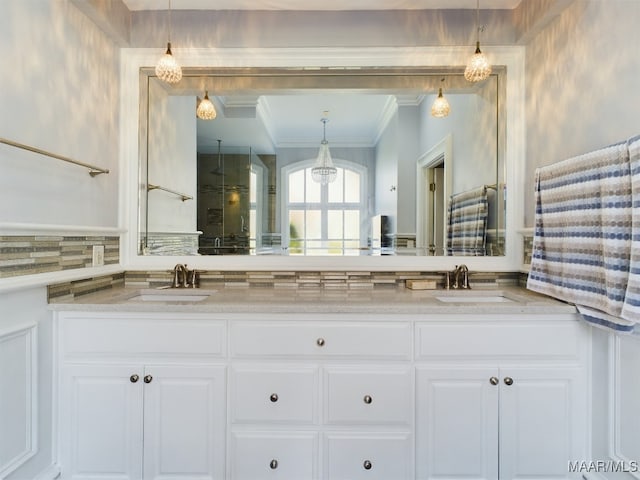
[125,0,523,11]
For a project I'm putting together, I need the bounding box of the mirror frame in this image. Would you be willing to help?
[121,46,525,271]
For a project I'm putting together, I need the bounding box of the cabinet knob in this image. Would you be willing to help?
[489,376,499,386]
[363,395,373,404]
[270,393,279,403]
[363,460,372,470]
[144,375,153,384]
[130,374,139,383]
[504,377,514,386]
[269,459,278,470]
[316,338,325,347]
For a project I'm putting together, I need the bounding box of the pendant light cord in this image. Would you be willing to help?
[168,0,172,43]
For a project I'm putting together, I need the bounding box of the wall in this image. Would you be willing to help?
[374,116,398,233]
[0,0,120,228]
[0,1,121,478]
[524,0,640,226]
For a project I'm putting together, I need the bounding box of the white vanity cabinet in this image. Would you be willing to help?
[228,318,414,480]
[56,312,227,480]
[53,306,589,480]
[414,315,590,480]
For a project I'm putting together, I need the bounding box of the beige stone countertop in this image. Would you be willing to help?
[49,285,578,315]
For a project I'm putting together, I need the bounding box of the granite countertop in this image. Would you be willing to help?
[49,284,577,315]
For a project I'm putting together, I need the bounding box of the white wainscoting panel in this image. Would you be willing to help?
[0,323,37,478]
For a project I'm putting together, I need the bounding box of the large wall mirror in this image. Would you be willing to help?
[139,66,506,259]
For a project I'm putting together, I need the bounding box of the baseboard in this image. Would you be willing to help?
[32,464,61,480]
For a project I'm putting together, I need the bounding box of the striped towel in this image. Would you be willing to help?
[446,186,488,256]
[526,140,637,333]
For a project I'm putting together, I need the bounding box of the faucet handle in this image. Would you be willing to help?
[187,268,199,288]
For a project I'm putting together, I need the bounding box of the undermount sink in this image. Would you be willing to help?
[127,289,217,302]
[435,293,513,303]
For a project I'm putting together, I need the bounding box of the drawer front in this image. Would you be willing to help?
[325,367,411,425]
[324,433,412,480]
[230,431,318,480]
[59,314,225,358]
[415,317,585,360]
[231,366,318,424]
[230,321,411,359]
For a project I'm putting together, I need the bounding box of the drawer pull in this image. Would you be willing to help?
[144,375,153,384]
[504,377,514,386]
[489,376,499,386]
[363,460,372,470]
[316,338,325,347]
[130,374,139,383]
[270,393,279,403]
[363,395,373,404]
[269,459,278,469]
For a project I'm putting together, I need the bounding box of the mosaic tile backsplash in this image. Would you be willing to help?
[48,269,521,302]
[0,235,119,278]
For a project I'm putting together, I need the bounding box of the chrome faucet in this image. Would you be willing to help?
[452,264,470,289]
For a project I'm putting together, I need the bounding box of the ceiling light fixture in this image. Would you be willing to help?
[431,78,451,118]
[311,115,337,184]
[464,0,492,83]
[196,91,217,120]
[155,0,182,84]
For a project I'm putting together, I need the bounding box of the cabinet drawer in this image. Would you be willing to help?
[415,317,585,360]
[59,313,225,358]
[324,433,412,480]
[325,367,411,425]
[231,321,411,359]
[230,431,318,479]
[230,366,318,424]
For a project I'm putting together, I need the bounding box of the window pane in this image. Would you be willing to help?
[288,210,304,254]
[289,170,305,203]
[344,210,360,239]
[328,168,344,203]
[345,169,360,203]
[328,210,343,239]
[306,210,321,239]
[305,167,321,203]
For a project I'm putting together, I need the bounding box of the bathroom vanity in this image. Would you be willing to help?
[52,286,589,480]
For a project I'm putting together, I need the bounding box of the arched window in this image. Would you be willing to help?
[282,159,367,255]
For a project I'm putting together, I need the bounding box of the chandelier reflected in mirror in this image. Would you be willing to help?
[311,116,337,184]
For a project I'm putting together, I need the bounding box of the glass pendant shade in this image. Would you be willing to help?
[464,42,492,82]
[197,91,217,120]
[311,140,337,184]
[156,42,182,84]
[431,87,451,118]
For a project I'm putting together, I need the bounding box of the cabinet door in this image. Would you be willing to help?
[416,367,499,480]
[499,366,586,480]
[59,364,144,480]
[142,365,226,480]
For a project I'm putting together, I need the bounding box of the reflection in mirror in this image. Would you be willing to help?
[140,68,505,257]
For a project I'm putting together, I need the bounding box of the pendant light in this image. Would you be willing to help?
[155,0,182,84]
[196,91,217,120]
[311,116,337,185]
[464,0,492,83]
[431,78,451,118]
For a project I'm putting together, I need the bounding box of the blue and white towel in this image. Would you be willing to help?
[527,139,639,333]
[446,186,488,256]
